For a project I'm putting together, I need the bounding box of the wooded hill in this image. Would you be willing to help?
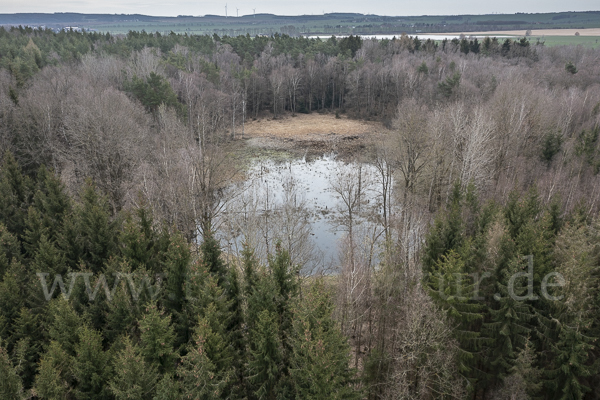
[1,11,599,36]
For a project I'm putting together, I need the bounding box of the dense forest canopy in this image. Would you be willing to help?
[1,26,600,399]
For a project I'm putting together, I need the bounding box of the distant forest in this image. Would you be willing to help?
[1,11,600,36]
[1,26,600,400]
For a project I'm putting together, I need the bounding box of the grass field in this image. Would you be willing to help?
[530,35,600,47]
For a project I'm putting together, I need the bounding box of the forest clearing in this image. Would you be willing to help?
[241,113,386,154]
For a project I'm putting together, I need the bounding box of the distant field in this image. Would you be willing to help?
[534,35,600,47]
[444,28,600,47]
[464,28,600,36]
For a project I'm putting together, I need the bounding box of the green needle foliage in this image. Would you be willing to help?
[72,326,113,400]
[248,310,282,400]
[289,281,360,400]
[0,340,24,400]
[109,336,159,400]
[139,303,177,375]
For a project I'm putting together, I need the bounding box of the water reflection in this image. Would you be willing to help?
[218,153,383,273]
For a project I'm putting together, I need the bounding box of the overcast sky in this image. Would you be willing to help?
[2,0,598,17]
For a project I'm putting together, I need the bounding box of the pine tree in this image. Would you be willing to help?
[0,341,24,400]
[109,336,158,400]
[139,303,177,375]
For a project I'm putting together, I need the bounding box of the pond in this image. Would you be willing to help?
[306,34,513,41]
[218,153,385,273]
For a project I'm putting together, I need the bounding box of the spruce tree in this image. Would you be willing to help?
[0,223,21,280]
[47,297,84,355]
[247,310,282,400]
[152,373,180,400]
[289,281,360,400]
[34,341,73,399]
[179,316,233,400]
[201,229,228,285]
[0,341,24,400]
[23,165,71,257]
[426,250,483,387]
[543,220,600,399]
[109,336,158,400]
[28,234,68,308]
[547,323,596,400]
[422,182,465,279]
[0,261,28,337]
[0,151,32,240]
[72,326,113,400]
[119,207,167,273]
[161,231,191,346]
[485,255,534,383]
[139,303,177,375]
[227,265,245,397]
[242,242,259,297]
[185,269,236,395]
[10,307,46,389]
[103,260,139,343]
[61,180,117,274]
[504,188,542,240]
[269,243,300,347]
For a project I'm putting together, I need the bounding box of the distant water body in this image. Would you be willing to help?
[306,34,513,40]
